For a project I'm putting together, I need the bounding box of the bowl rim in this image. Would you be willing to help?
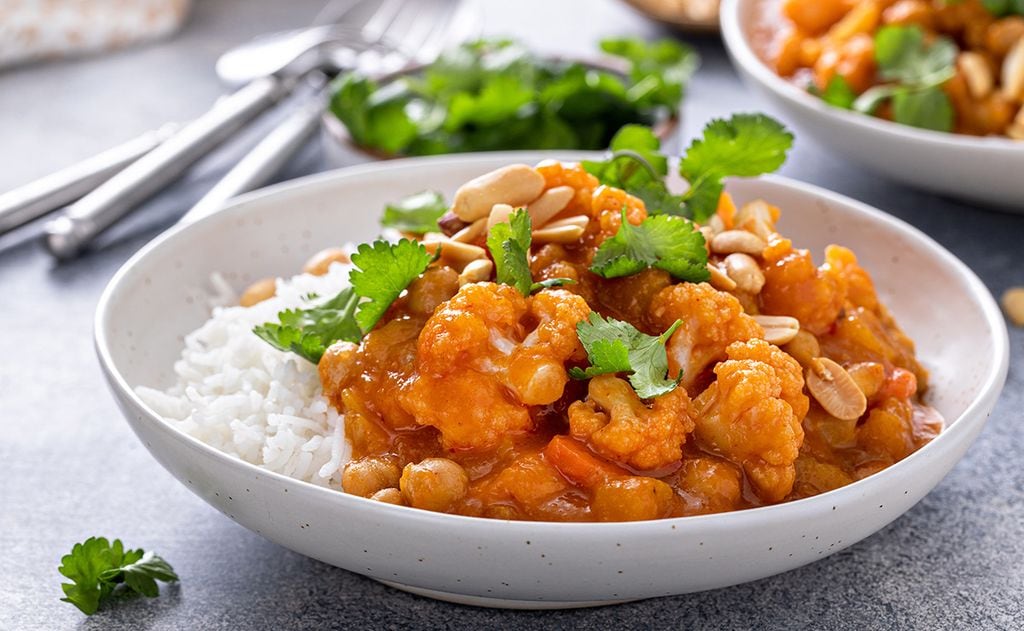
[94,151,1010,533]
[719,0,1024,154]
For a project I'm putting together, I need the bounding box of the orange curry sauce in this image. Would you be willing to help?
[317,161,942,522]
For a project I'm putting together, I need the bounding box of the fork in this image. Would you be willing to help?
[43,0,469,260]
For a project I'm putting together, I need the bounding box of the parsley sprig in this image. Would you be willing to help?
[59,537,178,615]
[254,238,435,363]
[569,313,682,399]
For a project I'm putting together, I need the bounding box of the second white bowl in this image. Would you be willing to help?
[720,0,1024,210]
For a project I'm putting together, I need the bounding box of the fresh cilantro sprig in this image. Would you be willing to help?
[486,208,534,295]
[254,238,435,363]
[330,38,697,157]
[485,209,574,295]
[350,239,437,332]
[678,114,793,221]
[591,210,708,282]
[980,0,1024,16]
[584,114,793,222]
[381,190,448,234]
[569,313,682,399]
[59,537,178,616]
[254,287,360,364]
[818,26,957,132]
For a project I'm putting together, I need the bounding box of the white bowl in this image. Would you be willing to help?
[95,152,1009,609]
[720,0,1024,210]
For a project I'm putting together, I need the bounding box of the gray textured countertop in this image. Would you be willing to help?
[1,1,1021,629]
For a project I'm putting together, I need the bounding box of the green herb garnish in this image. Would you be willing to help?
[844,26,957,132]
[253,287,361,364]
[678,114,794,221]
[584,114,793,222]
[591,210,708,282]
[486,208,534,296]
[59,537,178,615]
[381,190,447,234]
[329,38,697,156]
[254,239,435,363]
[569,313,682,399]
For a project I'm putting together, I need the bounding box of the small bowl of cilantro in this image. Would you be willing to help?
[721,0,1024,210]
[322,38,697,159]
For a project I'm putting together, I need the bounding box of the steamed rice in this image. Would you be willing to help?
[136,263,354,486]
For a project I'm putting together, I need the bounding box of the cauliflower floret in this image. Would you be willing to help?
[568,375,695,471]
[692,339,809,503]
[401,283,590,450]
[647,283,764,391]
[672,456,744,516]
[760,239,847,335]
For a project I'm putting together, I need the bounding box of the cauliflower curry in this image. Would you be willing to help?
[255,159,942,522]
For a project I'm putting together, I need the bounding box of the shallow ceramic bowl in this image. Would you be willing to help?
[95,152,1008,609]
[720,0,1024,210]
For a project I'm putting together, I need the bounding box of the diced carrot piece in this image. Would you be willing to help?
[716,192,737,230]
[543,435,630,489]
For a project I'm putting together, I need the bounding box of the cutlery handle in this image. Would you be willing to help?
[0,123,178,235]
[44,75,292,260]
[179,96,324,225]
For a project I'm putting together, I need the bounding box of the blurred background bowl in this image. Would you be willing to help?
[720,0,1024,211]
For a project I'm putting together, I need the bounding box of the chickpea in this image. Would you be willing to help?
[406,266,459,316]
[986,17,1024,57]
[318,341,359,392]
[239,277,276,307]
[835,33,877,94]
[591,477,675,522]
[506,356,568,406]
[302,247,349,276]
[369,488,405,505]
[882,0,933,29]
[775,30,805,76]
[782,0,850,36]
[342,456,401,498]
[400,458,469,512]
[783,330,820,367]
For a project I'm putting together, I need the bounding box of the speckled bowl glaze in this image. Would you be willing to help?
[95,152,1008,609]
[720,0,1024,211]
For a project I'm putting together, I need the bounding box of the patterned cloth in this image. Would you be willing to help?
[0,0,191,68]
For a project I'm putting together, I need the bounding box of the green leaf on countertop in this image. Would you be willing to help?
[569,313,683,399]
[59,537,178,616]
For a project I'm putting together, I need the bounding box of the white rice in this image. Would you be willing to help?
[136,263,354,487]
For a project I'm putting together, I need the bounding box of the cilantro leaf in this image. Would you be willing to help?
[891,85,954,132]
[531,278,576,293]
[599,37,699,110]
[678,114,793,222]
[569,313,682,399]
[583,125,688,216]
[813,75,857,109]
[591,210,709,282]
[381,190,447,233]
[874,25,957,86]
[350,238,436,332]
[486,209,534,295]
[253,287,361,364]
[59,537,178,616]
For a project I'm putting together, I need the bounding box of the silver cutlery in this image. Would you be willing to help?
[43,0,446,260]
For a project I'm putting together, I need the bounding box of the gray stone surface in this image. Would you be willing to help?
[0,0,1021,629]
